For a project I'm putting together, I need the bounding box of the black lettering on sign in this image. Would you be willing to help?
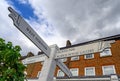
[35,37,47,50]
[26,27,35,38]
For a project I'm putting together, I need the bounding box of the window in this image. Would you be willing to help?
[102,65,116,75]
[60,58,67,62]
[85,67,95,76]
[71,56,79,61]
[57,70,64,77]
[70,68,79,76]
[24,71,27,76]
[37,71,41,77]
[85,54,94,59]
[100,48,112,57]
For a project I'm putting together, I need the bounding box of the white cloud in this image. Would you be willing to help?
[1,0,120,56]
[26,19,68,47]
[17,0,28,4]
[27,0,120,44]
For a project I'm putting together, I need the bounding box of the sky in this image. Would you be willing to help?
[0,0,120,56]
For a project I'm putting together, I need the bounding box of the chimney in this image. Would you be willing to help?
[27,52,34,57]
[66,40,71,47]
[38,51,44,55]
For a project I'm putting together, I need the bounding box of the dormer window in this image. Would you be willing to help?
[100,48,112,57]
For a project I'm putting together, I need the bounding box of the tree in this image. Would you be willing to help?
[0,38,26,81]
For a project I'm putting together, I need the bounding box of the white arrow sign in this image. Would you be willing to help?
[22,54,46,65]
[56,59,72,77]
[8,7,50,57]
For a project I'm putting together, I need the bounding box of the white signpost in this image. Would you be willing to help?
[8,7,50,57]
[8,7,72,81]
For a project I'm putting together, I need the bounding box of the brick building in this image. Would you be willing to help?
[23,34,120,81]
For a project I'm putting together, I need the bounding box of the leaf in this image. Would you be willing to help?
[0,38,26,81]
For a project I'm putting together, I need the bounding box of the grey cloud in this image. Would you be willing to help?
[1,0,120,56]
[41,0,120,43]
[94,0,120,28]
[19,0,120,45]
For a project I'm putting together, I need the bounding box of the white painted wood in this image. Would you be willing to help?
[38,44,58,81]
[8,7,72,80]
[8,7,50,57]
[56,59,72,77]
[22,54,46,65]
[55,40,115,59]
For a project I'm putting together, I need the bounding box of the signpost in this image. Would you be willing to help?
[8,7,72,81]
[8,7,50,57]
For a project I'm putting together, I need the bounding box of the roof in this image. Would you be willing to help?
[60,34,120,49]
[21,34,120,60]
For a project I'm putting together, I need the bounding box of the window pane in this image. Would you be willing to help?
[57,70,64,77]
[71,56,79,61]
[37,71,41,77]
[103,65,115,75]
[70,68,78,76]
[85,54,94,59]
[100,48,112,57]
[85,67,95,76]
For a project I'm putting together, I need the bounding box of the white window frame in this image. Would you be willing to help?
[84,54,94,59]
[85,67,95,76]
[71,56,79,61]
[100,48,112,57]
[24,71,27,76]
[102,65,116,75]
[70,68,79,76]
[57,70,65,77]
[60,58,67,62]
[37,71,41,77]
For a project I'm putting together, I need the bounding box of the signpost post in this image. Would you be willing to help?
[8,7,72,81]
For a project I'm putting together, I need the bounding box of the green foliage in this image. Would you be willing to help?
[0,38,26,81]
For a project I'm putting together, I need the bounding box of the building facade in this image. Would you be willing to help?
[23,34,120,81]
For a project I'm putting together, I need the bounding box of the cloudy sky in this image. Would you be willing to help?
[0,0,120,56]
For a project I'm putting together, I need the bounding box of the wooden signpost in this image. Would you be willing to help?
[8,7,72,81]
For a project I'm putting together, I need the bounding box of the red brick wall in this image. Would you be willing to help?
[55,40,120,76]
[26,62,42,78]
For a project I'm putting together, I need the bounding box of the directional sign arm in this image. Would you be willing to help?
[22,54,46,65]
[8,7,50,57]
[56,59,72,77]
[8,7,20,26]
